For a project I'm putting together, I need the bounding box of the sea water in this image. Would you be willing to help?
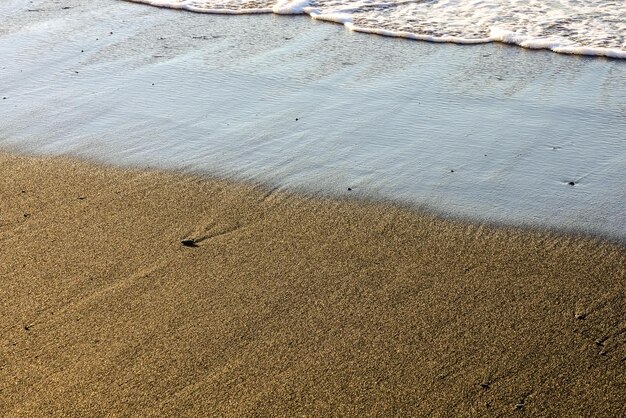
[0,1,625,241]
[126,0,626,59]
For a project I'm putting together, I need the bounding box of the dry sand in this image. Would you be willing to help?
[0,152,624,416]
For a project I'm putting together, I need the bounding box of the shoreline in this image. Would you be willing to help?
[2,152,625,416]
[3,1,625,240]
[6,148,626,247]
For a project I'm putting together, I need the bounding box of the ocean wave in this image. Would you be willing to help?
[124,0,626,59]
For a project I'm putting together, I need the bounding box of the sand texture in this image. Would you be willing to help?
[0,153,625,416]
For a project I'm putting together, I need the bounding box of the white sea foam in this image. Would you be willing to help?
[126,0,626,59]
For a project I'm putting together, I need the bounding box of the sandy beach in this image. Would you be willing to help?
[1,152,624,416]
[1,0,625,415]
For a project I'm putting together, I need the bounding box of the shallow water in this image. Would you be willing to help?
[1,1,625,240]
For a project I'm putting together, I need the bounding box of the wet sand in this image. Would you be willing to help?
[1,152,624,416]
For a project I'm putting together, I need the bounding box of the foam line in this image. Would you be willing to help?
[124,0,626,59]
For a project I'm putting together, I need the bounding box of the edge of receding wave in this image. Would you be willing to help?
[124,0,626,60]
